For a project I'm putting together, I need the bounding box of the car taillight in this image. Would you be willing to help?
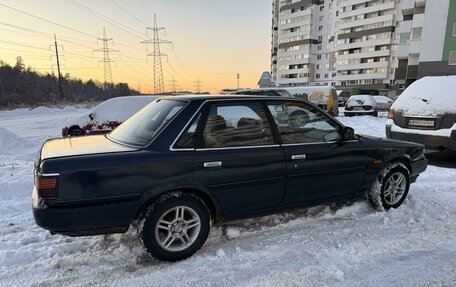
[35,176,58,198]
[388,109,395,119]
[345,106,353,110]
[363,105,373,111]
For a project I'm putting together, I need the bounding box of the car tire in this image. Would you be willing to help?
[367,162,410,211]
[373,110,379,117]
[288,111,310,127]
[68,127,85,137]
[138,192,211,262]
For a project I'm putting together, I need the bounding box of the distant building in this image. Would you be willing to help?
[258,71,274,88]
[396,0,456,89]
[270,0,456,96]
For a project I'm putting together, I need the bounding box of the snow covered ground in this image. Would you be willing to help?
[0,107,455,286]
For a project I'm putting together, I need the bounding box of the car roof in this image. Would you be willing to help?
[160,94,294,101]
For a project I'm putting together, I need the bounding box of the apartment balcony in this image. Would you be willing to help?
[409,39,421,55]
[278,77,311,85]
[336,61,389,71]
[398,20,412,33]
[336,49,392,60]
[277,67,311,77]
[397,44,410,59]
[338,1,396,20]
[401,0,415,15]
[336,37,394,51]
[337,14,395,31]
[412,13,424,28]
[336,72,388,81]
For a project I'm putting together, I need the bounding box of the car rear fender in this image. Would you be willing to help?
[135,185,221,223]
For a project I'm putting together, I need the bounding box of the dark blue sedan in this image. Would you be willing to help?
[33,95,427,261]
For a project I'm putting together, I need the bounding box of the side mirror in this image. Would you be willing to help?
[342,126,355,141]
[89,113,95,121]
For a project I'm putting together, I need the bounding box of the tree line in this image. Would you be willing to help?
[0,57,139,108]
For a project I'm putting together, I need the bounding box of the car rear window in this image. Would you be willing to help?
[108,99,187,147]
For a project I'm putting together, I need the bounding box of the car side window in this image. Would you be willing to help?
[174,113,202,149]
[202,102,273,148]
[267,101,341,144]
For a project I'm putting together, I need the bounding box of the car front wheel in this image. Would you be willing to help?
[138,193,211,262]
[367,162,410,210]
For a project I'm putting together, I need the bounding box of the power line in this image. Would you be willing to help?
[65,0,145,40]
[0,3,97,39]
[109,0,149,26]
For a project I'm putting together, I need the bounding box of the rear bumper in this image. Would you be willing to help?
[33,199,141,236]
[344,110,375,116]
[386,125,456,152]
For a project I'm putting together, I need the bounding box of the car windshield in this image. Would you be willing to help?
[108,99,187,147]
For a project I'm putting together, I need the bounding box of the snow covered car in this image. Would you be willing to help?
[33,95,427,262]
[386,76,456,152]
[373,95,394,111]
[344,95,379,117]
[61,95,159,136]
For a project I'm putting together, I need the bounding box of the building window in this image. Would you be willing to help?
[319,15,324,21]
[449,50,456,65]
[316,74,320,79]
[317,55,322,60]
[453,22,456,36]
[319,25,323,31]
[411,28,422,40]
[320,5,324,11]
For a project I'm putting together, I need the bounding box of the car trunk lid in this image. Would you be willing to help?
[39,135,139,162]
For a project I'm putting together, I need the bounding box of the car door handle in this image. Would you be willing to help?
[291,154,306,160]
[203,161,222,168]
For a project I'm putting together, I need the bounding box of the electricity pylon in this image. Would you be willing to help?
[194,76,203,94]
[169,76,180,93]
[141,14,172,94]
[93,27,118,85]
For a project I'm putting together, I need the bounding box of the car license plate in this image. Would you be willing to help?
[408,119,435,127]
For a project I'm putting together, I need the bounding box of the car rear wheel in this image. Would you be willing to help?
[367,162,410,210]
[69,127,85,136]
[138,192,211,262]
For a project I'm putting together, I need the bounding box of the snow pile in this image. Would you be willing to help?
[393,76,456,116]
[0,105,455,286]
[0,127,33,154]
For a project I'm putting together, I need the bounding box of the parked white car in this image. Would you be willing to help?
[373,95,394,110]
[344,95,378,117]
[62,95,159,136]
[386,76,456,152]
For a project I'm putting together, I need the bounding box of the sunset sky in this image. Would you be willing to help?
[0,0,272,93]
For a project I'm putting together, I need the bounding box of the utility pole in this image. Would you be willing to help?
[169,76,179,93]
[53,34,64,99]
[194,76,203,94]
[237,73,240,89]
[141,14,172,94]
[93,27,118,86]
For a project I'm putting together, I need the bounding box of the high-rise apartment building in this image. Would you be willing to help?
[396,0,456,88]
[271,0,456,96]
